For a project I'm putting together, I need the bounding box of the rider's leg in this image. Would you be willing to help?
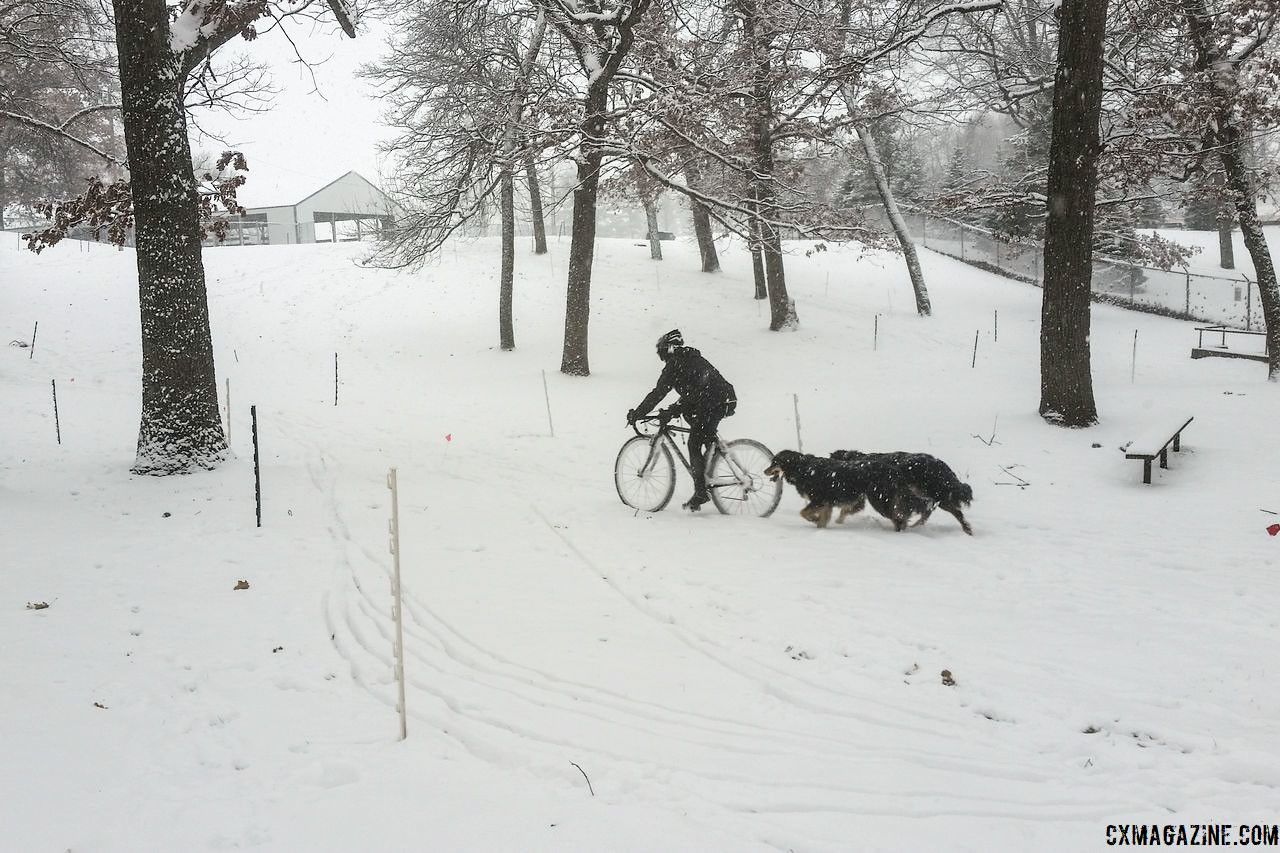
[684,410,724,507]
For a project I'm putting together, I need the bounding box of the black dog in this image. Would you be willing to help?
[830,449,974,535]
[764,450,928,531]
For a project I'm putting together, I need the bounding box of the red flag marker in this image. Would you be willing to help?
[1267,523,1280,537]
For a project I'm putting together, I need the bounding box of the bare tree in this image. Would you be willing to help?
[364,0,552,352]
[536,0,654,374]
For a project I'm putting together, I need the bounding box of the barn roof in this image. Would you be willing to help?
[240,170,395,211]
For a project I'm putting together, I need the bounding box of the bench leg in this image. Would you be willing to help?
[1159,448,1168,469]
[1172,433,1181,452]
[1143,459,1152,484]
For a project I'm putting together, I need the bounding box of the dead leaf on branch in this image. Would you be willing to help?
[233,580,250,590]
[26,601,50,610]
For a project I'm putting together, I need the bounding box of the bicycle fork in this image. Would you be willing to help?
[639,435,665,477]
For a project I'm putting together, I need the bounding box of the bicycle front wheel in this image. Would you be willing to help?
[706,438,783,517]
[615,435,677,512]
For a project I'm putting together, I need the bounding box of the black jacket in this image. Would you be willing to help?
[634,346,736,418]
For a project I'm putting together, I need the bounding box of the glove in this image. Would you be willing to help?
[626,408,638,425]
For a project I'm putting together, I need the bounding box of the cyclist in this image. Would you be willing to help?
[627,329,736,511]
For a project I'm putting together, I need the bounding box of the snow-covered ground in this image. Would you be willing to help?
[2,231,1278,852]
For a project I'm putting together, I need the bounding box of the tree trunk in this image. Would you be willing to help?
[1183,0,1280,380]
[494,12,544,352]
[560,87,607,376]
[853,119,931,316]
[749,200,767,300]
[685,162,720,272]
[740,0,796,330]
[113,0,226,472]
[1216,210,1235,270]
[1220,133,1280,379]
[500,167,515,351]
[644,198,663,260]
[524,148,548,255]
[1039,0,1107,426]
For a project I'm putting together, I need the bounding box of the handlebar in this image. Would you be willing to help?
[629,412,689,437]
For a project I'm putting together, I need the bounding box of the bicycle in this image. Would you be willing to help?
[614,414,783,516]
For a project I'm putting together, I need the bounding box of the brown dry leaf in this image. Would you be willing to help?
[233,580,250,590]
[26,601,50,610]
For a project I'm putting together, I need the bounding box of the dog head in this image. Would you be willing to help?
[765,449,805,483]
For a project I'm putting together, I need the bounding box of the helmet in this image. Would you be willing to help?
[656,329,683,360]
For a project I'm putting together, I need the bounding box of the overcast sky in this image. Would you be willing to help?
[191,18,394,208]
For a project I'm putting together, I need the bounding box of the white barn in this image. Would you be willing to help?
[229,171,400,246]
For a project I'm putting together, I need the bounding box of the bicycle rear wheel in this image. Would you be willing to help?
[706,438,783,517]
[615,435,677,512]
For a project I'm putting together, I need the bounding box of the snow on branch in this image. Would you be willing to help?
[836,0,1005,75]
[0,108,124,166]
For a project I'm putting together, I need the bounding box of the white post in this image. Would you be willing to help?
[792,393,803,452]
[387,468,407,741]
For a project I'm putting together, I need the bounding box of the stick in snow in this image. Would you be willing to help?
[542,370,555,437]
[570,762,594,797]
[51,379,61,444]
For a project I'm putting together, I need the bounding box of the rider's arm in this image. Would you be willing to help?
[632,361,676,417]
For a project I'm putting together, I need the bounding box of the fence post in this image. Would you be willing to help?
[387,468,407,741]
[792,393,803,452]
[1185,271,1191,315]
[960,227,965,260]
[251,405,261,528]
[1245,276,1253,331]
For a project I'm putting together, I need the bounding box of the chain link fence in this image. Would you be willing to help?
[883,211,1262,331]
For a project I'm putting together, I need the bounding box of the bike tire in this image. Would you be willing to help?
[706,438,783,517]
[615,435,677,512]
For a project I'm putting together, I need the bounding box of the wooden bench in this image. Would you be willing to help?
[1124,416,1193,484]
[1191,325,1269,363]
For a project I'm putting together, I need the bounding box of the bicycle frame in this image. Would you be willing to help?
[632,418,752,492]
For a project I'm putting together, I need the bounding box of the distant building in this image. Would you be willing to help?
[220,170,401,246]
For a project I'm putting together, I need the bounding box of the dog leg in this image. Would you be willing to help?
[835,495,865,524]
[910,504,936,527]
[942,502,973,535]
[801,502,832,528]
[891,495,910,531]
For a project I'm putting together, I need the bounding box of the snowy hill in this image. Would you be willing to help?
[2,232,1278,851]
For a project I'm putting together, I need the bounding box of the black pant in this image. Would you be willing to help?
[686,402,732,498]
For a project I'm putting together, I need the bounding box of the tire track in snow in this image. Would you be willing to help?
[287,416,1136,833]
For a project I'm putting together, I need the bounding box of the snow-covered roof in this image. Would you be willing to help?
[237,169,391,211]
